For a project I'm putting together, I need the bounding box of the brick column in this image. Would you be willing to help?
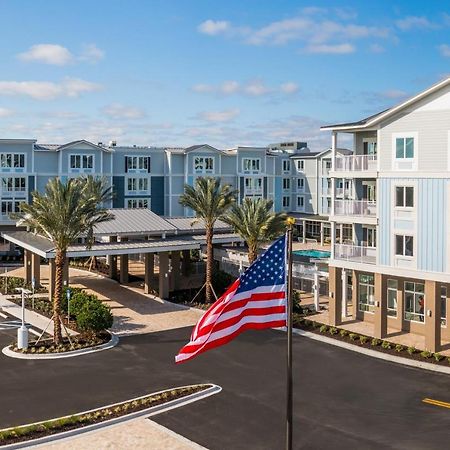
[144,253,154,294]
[158,252,169,299]
[171,251,181,291]
[24,250,32,284]
[424,280,441,353]
[31,253,41,287]
[374,273,387,339]
[328,266,342,326]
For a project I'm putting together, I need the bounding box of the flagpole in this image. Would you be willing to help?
[286,218,295,450]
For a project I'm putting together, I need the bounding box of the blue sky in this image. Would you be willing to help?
[0,0,449,150]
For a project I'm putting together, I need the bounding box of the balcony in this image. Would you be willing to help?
[334,199,376,217]
[334,154,377,172]
[334,244,376,265]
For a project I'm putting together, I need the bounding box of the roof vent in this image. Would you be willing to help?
[98,142,103,146]
[109,140,117,147]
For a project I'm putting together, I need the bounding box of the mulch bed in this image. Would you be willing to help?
[0,384,210,446]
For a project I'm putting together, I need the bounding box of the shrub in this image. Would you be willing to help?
[433,353,444,362]
[303,319,311,327]
[407,346,416,355]
[76,299,113,332]
[349,333,358,341]
[328,327,338,335]
[371,338,381,346]
[420,351,432,359]
[319,325,328,333]
[395,344,404,353]
[359,335,368,344]
[293,290,303,314]
[381,340,392,350]
[339,329,348,338]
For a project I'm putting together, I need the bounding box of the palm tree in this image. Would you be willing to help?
[179,177,236,303]
[223,198,287,264]
[15,177,114,343]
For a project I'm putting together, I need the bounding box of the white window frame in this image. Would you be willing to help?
[296,160,305,172]
[0,199,23,219]
[395,234,414,257]
[193,156,215,174]
[244,177,263,195]
[126,198,150,209]
[282,159,291,173]
[126,176,150,195]
[282,177,291,191]
[404,281,425,323]
[297,177,304,192]
[392,132,418,171]
[242,158,261,174]
[387,279,398,317]
[296,195,305,211]
[127,155,149,173]
[358,273,375,313]
[395,185,414,209]
[441,286,447,327]
[1,177,27,196]
[282,195,290,209]
[69,154,94,173]
[0,153,26,172]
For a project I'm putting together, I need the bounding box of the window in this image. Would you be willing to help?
[0,153,25,169]
[1,199,22,217]
[395,235,413,257]
[395,186,414,207]
[297,178,304,191]
[1,177,26,193]
[387,279,398,317]
[282,160,291,172]
[127,177,149,193]
[282,196,290,208]
[194,156,214,174]
[404,282,424,322]
[127,156,150,172]
[242,158,260,173]
[441,286,447,327]
[363,140,377,156]
[363,227,376,248]
[282,178,290,190]
[244,177,262,194]
[297,196,304,209]
[296,160,304,171]
[358,274,375,313]
[70,154,93,170]
[325,160,332,169]
[395,137,414,159]
[126,198,149,209]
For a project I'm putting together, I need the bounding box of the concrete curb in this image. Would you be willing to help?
[1,384,221,449]
[1,333,119,360]
[292,328,450,375]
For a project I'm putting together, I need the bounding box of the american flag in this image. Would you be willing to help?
[175,235,287,363]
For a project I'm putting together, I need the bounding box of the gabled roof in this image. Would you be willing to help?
[321,76,450,131]
[34,140,113,152]
[183,144,226,154]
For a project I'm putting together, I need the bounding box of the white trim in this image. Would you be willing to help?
[68,153,95,173]
[391,132,418,171]
[192,155,215,175]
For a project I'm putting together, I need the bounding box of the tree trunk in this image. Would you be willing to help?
[53,250,65,344]
[248,244,258,265]
[205,226,213,303]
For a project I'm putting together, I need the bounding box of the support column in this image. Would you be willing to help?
[424,280,441,353]
[313,271,320,312]
[374,273,387,339]
[24,250,32,284]
[48,259,56,301]
[328,266,342,326]
[158,252,169,299]
[144,253,154,294]
[119,237,129,284]
[320,222,324,246]
[340,223,344,243]
[171,251,181,291]
[341,268,348,319]
[181,250,191,276]
[31,253,41,287]
[302,220,306,243]
[108,236,118,281]
[352,270,358,319]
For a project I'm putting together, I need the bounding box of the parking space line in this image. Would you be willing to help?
[423,398,450,409]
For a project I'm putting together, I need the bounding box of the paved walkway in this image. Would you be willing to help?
[4,266,203,337]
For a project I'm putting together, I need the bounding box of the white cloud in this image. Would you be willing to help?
[198,20,230,35]
[0,78,102,100]
[102,103,146,119]
[395,16,436,31]
[17,44,74,66]
[439,44,450,57]
[220,80,240,95]
[381,89,408,100]
[197,108,240,122]
[369,43,385,53]
[192,83,215,94]
[304,43,355,54]
[280,82,299,94]
[79,44,105,63]
[0,107,14,118]
[242,80,271,96]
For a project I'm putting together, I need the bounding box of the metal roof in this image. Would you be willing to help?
[165,217,231,233]
[289,213,330,223]
[93,209,177,236]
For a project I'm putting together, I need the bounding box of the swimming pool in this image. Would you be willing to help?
[293,249,331,259]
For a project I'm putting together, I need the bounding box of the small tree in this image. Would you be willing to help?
[179,177,236,303]
[15,177,113,343]
[223,198,287,264]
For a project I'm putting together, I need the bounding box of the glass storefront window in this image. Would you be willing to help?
[358,274,375,313]
[404,282,425,322]
[387,279,397,317]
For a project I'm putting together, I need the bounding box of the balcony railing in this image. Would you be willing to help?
[334,244,376,264]
[334,154,377,172]
[334,199,376,217]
